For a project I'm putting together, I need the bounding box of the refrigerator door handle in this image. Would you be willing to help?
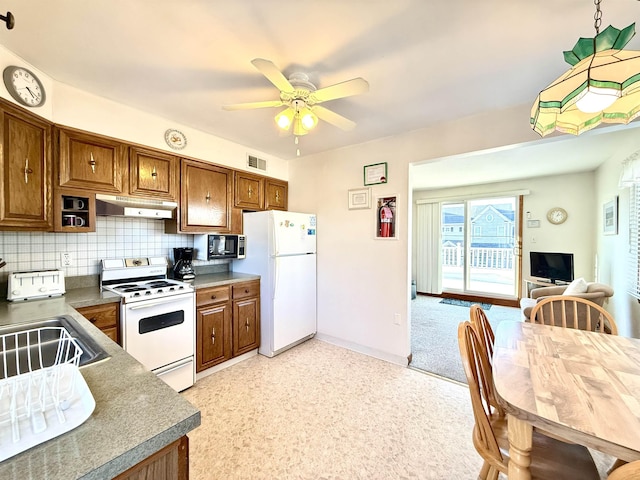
[273,257,279,300]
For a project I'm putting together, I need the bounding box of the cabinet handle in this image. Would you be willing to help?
[211,295,216,299]
[206,191,211,203]
[89,317,97,323]
[89,152,96,173]
[211,327,215,344]
[248,186,253,198]
[245,319,250,331]
[151,166,157,179]
[275,190,280,202]
[245,289,249,293]
[24,158,33,184]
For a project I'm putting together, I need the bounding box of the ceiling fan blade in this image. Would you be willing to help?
[311,77,369,103]
[313,105,357,131]
[251,58,294,93]
[222,100,284,111]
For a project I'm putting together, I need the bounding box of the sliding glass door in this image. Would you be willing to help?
[441,196,519,297]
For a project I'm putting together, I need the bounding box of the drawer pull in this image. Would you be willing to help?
[245,289,249,294]
[89,152,96,173]
[211,295,216,299]
[89,317,97,323]
[151,166,157,179]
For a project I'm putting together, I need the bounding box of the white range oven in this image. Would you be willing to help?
[100,257,195,392]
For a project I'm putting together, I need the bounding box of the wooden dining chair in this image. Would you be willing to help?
[528,295,618,334]
[608,460,640,479]
[457,321,600,480]
[470,305,494,365]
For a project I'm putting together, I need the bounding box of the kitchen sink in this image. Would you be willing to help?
[0,315,110,379]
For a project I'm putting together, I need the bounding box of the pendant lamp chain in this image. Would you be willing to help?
[593,0,602,35]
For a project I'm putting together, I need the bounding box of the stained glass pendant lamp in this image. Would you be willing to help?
[531,0,640,137]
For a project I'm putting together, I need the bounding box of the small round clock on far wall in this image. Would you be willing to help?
[546,207,568,225]
[2,66,46,107]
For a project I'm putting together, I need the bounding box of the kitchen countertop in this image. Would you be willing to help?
[0,297,201,479]
[0,270,260,478]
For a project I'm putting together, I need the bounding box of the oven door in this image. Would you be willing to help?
[122,292,195,372]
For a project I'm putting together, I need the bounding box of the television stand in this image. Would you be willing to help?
[523,277,567,297]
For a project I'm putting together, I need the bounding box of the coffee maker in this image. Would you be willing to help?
[172,247,195,280]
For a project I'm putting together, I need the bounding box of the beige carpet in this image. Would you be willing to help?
[182,338,615,479]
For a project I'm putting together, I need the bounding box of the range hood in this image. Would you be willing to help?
[95,194,177,219]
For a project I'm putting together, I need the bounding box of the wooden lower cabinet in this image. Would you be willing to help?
[76,302,120,345]
[114,435,188,480]
[232,281,260,356]
[196,280,260,372]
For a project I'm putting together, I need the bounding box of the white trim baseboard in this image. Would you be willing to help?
[315,333,408,366]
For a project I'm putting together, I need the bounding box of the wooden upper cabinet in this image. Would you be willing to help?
[265,178,288,211]
[0,100,52,230]
[129,147,178,201]
[234,171,264,210]
[179,158,232,233]
[57,127,127,194]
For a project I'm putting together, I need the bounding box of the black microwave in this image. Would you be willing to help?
[194,234,246,260]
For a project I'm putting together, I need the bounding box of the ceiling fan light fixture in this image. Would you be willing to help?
[300,108,318,130]
[275,108,294,130]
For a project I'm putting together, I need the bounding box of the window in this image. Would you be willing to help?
[630,185,640,299]
[486,214,494,222]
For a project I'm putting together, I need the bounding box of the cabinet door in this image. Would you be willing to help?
[76,302,120,345]
[129,147,178,201]
[265,179,288,211]
[114,436,188,480]
[196,303,232,372]
[0,101,52,230]
[57,127,127,194]
[233,296,260,356]
[234,171,264,210]
[180,159,232,233]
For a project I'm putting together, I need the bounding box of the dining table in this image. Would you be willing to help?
[493,320,640,480]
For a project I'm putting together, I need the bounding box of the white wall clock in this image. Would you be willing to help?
[546,207,568,225]
[2,66,46,107]
[164,129,187,150]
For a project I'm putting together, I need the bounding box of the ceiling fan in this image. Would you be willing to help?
[222,58,369,137]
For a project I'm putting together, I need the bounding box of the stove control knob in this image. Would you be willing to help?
[39,287,47,292]
[145,291,151,295]
[11,290,19,296]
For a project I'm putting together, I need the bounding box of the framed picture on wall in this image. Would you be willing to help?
[348,188,371,210]
[364,162,388,186]
[603,196,618,235]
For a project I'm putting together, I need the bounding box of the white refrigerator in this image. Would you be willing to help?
[232,210,317,357]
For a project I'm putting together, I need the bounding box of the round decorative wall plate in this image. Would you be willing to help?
[164,129,187,150]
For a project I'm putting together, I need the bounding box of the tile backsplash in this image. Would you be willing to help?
[0,217,223,282]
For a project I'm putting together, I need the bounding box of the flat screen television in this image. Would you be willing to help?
[530,251,574,284]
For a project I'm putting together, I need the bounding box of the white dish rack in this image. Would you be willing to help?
[0,326,96,462]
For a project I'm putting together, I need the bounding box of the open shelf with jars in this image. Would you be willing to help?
[54,190,96,232]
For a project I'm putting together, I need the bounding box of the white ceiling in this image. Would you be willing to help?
[3,0,640,189]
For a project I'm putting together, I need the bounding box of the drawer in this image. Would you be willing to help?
[232,281,260,299]
[77,303,119,330]
[196,286,230,306]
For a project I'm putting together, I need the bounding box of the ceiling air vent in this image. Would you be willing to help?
[247,155,267,172]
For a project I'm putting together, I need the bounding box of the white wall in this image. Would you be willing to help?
[595,148,640,337]
[290,104,542,363]
[412,172,597,291]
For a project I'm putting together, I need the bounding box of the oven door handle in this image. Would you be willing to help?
[154,357,193,375]
[128,298,186,310]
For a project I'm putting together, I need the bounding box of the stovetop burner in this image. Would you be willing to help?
[100,257,194,303]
